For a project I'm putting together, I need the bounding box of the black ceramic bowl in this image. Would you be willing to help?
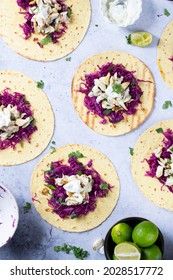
[104,217,164,260]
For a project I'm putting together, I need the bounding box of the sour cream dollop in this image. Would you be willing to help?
[100,0,142,27]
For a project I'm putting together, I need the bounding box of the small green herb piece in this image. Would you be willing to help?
[67,7,72,17]
[164,8,170,17]
[68,151,85,159]
[103,109,112,115]
[162,100,172,109]
[50,146,56,154]
[112,83,124,94]
[37,80,44,89]
[77,170,82,176]
[129,147,134,156]
[167,159,172,164]
[54,243,89,260]
[100,183,108,190]
[52,140,56,145]
[40,35,52,46]
[66,57,71,61]
[23,202,31,213]
[126,34,132,45]
[71,213,78,219]
[170,147,173,153]
[45,184,56,191]
[156,128,163,134]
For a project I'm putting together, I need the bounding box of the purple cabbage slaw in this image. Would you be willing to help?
[44,155,113,219]
[146,128,173,193]
[16,0,69,44]
[0,88,37,150]
[79,62,143,124]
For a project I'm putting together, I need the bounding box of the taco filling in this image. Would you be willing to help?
[17,0,72,46]
[44,152,113,219]
[79,62,143,124]
[146,128,173,193]
[0,88,37,150]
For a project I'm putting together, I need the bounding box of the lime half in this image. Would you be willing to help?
[114,242,141,260]
[130,32,153,47]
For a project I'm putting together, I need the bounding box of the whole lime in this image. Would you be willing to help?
[132,221,159,247]
[141,244,162,260]
[111,223,132,244]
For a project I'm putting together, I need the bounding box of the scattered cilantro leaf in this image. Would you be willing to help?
[100,183,108,190]
[103,109,112,115]
[66,57,71,61]
[54,244,89,260]
[45,184,56,191]
[23,202,31,213]
[50,146,56,154]
[112,83,123,94]
[170,147,173,153]
[129,147,134,156]
[77,170,82,176]
[37,80,44,89]
[126,34,132,45]
[162,100,172,109]
[40,35,52,46]
[156,128,163,134]
[68,151,85,158]
[67,7,72,17]
[164,8,170,17]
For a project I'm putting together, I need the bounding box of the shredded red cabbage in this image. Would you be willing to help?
[0,88,37,150]
[78,62,143,124]
[146,128,173,193]
[44,156,113,219]
[16,0,69,44]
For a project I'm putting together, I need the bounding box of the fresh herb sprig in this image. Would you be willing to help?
[23,202,31,213]
[54,244,89,260]
[68,151,85,159]
[162,100,172,109]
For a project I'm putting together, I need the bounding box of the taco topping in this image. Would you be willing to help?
[146,128,173,193]
[44,153,113,218]
[79,62,143,124]
[17,0,72,45]
[0,88,37,150]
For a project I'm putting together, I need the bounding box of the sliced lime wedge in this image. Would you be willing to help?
[114,242,141,260]
[130,32,153,47]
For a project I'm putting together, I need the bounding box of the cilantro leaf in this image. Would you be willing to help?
[23,202,31,213]
[50,146,56,154]
[67,7,72,17]
[126,34,132,45]
[100,183,108,190]
[162,100,172,109]
[164,8,170,17]
[68,151,85,158]
[45,184,56,191]
[40,35,52,46]
[103,109,112,115]
[37,80,44,89]
[156,128,163,134]
[54,244,89,260]
[112,83,124,94]
[129,147,134,156]
[66,57,71,61]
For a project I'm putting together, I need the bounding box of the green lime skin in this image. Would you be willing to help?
[132,221,159,247]
[111,223,133,244]
[113,254,118,260]
[141,244,162,260]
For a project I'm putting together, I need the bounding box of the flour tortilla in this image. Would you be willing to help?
[0,0,91,61]
[72,51,155,136]
[30,144,120,232]
[131,120,173,211]
[158,20,173,90]
[0,70,54,166]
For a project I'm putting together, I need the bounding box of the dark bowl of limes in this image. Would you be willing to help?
[104,217,164,260]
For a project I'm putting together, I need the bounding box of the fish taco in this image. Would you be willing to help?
[30,144,120,232]
[72,51,155,136]
[0,0,91,61]
[158,20,173,90]
[0,70,54,165]
[131,120,173,211]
